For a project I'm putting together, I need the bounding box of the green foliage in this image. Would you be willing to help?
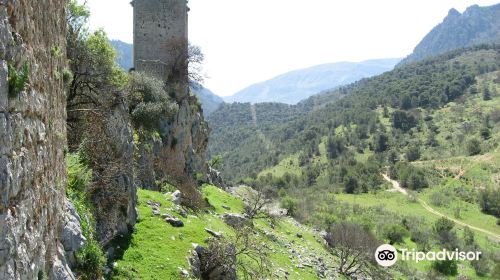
[392,110,417,132]
[434,217,454,233]
[67,153,92,194]
[126,72,178,131]
[66,153,106,278]
[405,145,420,162]
[466,138,482,155]
[7,61,29,98]
[393,162,428,190]
[85,30,127,87]
[65,0,90,34]
[432,259,458,276]
[373,133,389,153]
[326,136,346,159]
[208,154,224,169]
[75,239,106,280]
[280,196,298,216]
[209,46,499,183]
[37,271,47,280]
[383,224,408,244]
[471,256,491,277]
[51,45,63,58]
[482,85,492,100]
[478,187,500,217]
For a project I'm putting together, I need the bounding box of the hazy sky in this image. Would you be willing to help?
[83,0,499,96]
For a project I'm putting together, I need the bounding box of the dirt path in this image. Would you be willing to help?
[382,174,500,241]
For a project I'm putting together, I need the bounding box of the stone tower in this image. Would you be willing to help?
[132,0,188,82]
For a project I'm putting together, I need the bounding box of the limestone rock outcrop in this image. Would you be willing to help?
[0,0,73,278]
[136,91,209,193]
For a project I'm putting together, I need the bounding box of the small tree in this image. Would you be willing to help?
[432,259,458,276]
[324,222,379,276]
[383,224,408,244]
[244,185,272,220]
[203,226,271,280]
[280,196,298,217]
[164,38,205,84]
[482,85,491,101]
[434,217,458,250]
[466,138,482,156]
[405,146,421,162]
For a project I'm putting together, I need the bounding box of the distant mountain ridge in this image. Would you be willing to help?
[109,40,223,116]
[399,3,500,65]
[190,83,224,116]
[223,58,400,104]
[110,40,133,71]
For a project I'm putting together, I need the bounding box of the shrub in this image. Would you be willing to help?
[383,224,408,244]
[281,196,298,216]
[432,259,458,276]
[324,222,379,276]
[75,239,106,280]
[7,61,29,98]
[126,72,178,131]
[466,138,482,156]
[405,146,420,162]
[478,188,500,217]
[66,153,106,279]
[394,162,428,190]
[471,256,491,277]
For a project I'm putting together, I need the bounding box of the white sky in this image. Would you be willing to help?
[83,0,499,96]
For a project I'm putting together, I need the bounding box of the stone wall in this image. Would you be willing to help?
[0,0,74,278]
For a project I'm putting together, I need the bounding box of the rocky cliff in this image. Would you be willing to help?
[137,87,209,198]
[0,0,74,278]
[399,3,500,65]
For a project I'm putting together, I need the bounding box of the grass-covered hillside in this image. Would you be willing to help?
[111,185,341,279]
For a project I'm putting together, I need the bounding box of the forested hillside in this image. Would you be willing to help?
[209,44,500,279]
[399,4,500,65]
[209,45,499,182]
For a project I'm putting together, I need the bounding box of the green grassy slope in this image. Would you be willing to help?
[111,186,339,279]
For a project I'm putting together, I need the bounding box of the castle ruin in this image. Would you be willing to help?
[132,0,189,83]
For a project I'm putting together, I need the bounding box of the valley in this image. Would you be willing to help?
[1,1,499,279]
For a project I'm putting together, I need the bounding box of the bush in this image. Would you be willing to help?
[383,224,408,244]
[281,196,298,216]
[7,61,29,98]
[67,153,92,194]
[126,72,179,131]
[394,162,428,190]
[432,259,458,276]
[66,153,106,279]
[405,146,421,162]
[478,188,500,217]
[466,138,482,156]
[471,257,491,277]
[75,239,106,280]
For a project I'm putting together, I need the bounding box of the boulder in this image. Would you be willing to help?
[172,190,182,205]
[165,217,184,227]
[205,228,223,238]
[222,213,249,228]
[61,202,86,267]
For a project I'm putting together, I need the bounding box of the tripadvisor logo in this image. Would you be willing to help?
[375,244,397,267]
[375,244,482,267]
